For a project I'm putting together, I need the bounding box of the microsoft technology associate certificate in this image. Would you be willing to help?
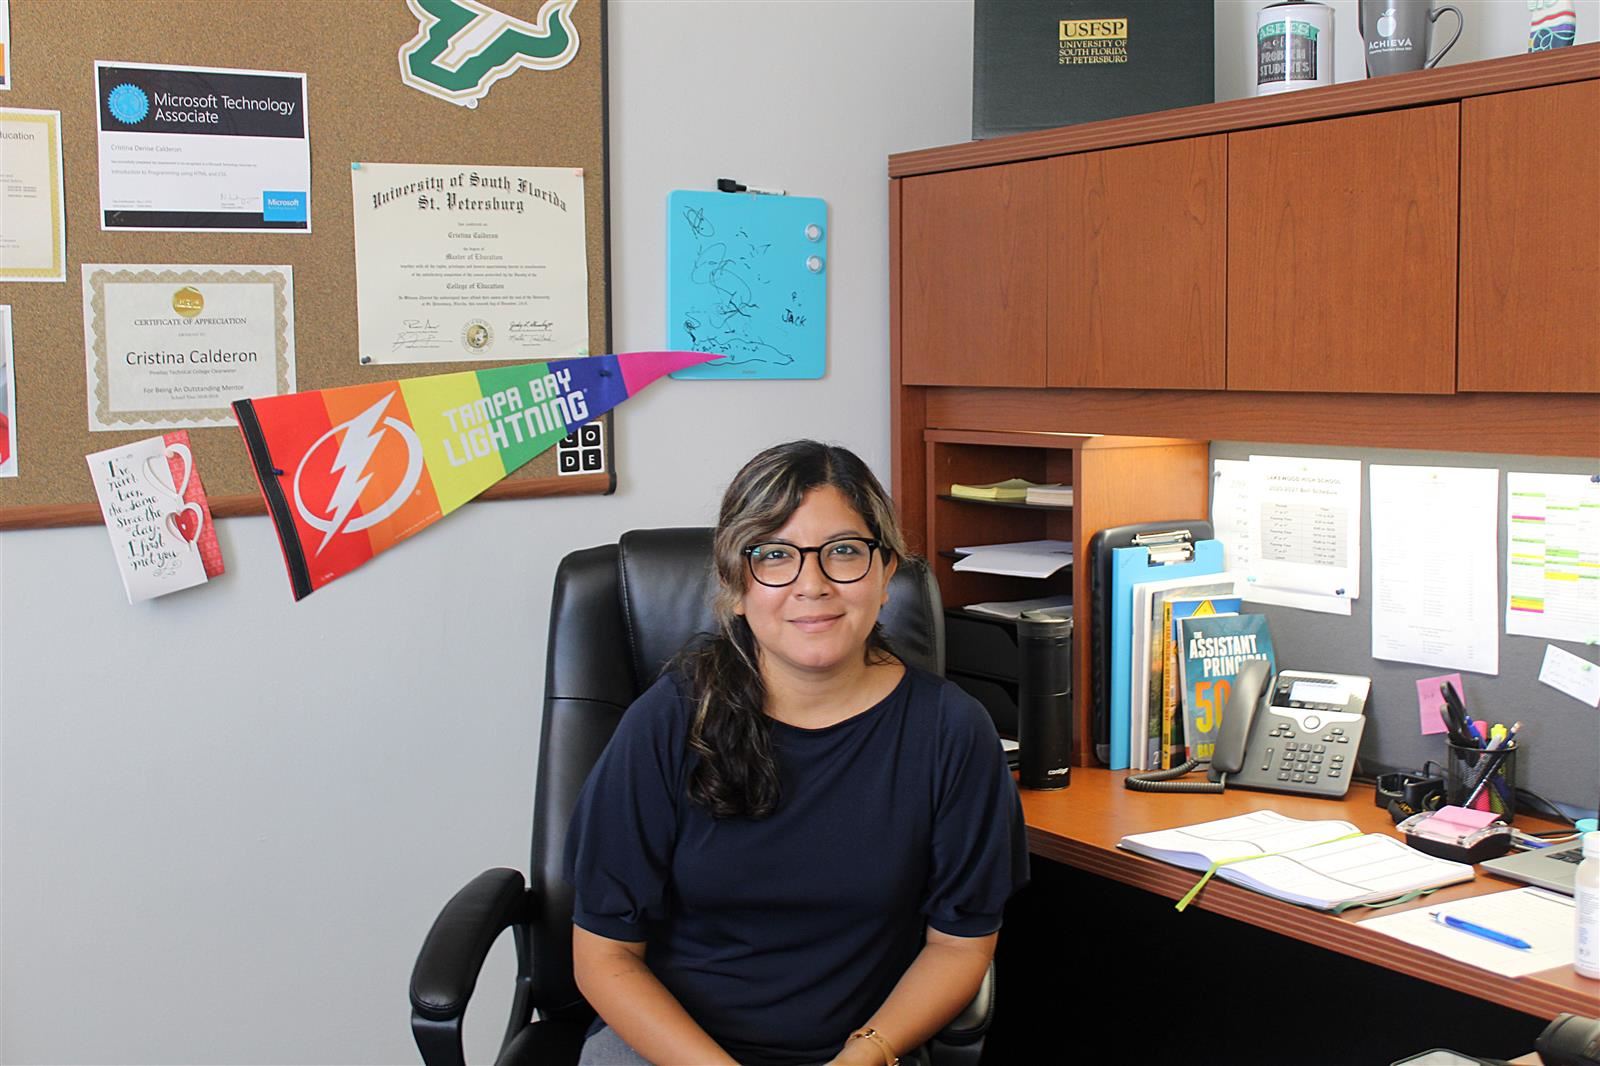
[351,162,589,365]
[82,264,296,432]
[94,61,309,232]
[0,107,66,282]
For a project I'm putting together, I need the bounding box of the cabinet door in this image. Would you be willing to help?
[1227,105,1459,394]
[1460,81,1600,393]
[900,162,1047,388]
[1047,136,1226,389]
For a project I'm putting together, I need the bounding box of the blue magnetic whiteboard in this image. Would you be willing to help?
[666,190,827,379]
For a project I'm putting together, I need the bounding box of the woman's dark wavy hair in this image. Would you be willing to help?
[674,440,909,819]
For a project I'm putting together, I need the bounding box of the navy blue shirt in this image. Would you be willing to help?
[563,666,1029,1066]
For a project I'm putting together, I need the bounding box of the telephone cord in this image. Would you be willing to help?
[1124,759,1227,793]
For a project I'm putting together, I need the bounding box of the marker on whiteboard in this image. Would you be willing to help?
[716,177,786,196]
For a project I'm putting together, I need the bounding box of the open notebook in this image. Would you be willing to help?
[1118,809,1475,911]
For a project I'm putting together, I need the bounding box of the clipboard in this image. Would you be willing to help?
[1089,521,1212,764]
[1105,529,1222,770]
[665,189,827,380]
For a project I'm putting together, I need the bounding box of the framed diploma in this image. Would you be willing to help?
[0,107,66,282]
[351,162,589,365]
[81,264,296,432]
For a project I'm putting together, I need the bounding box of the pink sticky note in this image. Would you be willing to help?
[1416,673,1465,735]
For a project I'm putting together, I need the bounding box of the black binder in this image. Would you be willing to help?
[973,0,1214,140]
[1087,520,1212,765]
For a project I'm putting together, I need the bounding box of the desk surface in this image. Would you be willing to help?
[1020,770,1599,1020]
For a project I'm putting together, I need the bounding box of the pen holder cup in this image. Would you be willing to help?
[1445,741,1517,823]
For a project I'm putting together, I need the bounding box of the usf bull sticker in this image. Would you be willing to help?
[399,0,581,108]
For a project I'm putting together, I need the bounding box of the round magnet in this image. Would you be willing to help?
[805,223,822,242]
[806,255,823,273]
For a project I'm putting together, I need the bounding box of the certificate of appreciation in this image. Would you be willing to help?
[95,61,310,232]
[0,107,66,282]
[351,162,588,364]
[82,265,296,432]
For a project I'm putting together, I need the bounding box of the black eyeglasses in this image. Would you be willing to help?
[743,537,882,587]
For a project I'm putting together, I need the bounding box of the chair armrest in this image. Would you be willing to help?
[410,868,535,1022]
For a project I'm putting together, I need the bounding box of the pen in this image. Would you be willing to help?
[716,178,786,196]
[1429,911,1532,950]
[1461,722,1522,808]
[1461,749,1507,808]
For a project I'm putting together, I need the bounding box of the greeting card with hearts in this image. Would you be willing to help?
[156,430,224,578]
[86,432,221,602]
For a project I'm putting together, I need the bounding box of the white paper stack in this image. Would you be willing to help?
[962,594,1074,621]
[1025,484,1073,507]
[952,539,1073,578]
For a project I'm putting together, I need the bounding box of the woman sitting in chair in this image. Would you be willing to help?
[564,440,1029,1066]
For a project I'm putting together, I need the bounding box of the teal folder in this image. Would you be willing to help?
[1108,540,1224,770]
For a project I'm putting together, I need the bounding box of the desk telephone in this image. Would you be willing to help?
[1127,660,1372,798]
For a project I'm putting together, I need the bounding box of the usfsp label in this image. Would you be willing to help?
[1060,17,1129,65]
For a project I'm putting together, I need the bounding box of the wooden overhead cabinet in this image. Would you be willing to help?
[900,162,1049,388]
[1226,105,1460,394]
[1459,81,1600,393]
[889,48,1600,766]
[1046,136,1227,389]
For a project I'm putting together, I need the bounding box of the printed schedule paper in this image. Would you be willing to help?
[1506,472,1600,645]
[1210,456,1355,615]
[1370,465,1500,674]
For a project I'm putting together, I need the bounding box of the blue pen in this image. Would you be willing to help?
[1429,912,1532,950]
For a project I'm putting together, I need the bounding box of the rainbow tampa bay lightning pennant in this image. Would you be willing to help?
[233,350,712,600]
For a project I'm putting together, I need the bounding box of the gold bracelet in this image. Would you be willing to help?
[848,1026,899,1066]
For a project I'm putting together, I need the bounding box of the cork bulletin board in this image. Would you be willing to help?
[0,0,611,529]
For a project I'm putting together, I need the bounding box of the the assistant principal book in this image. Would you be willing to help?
[1161,595,1241,768]
[1179,612,1275,762]
[1118,810,1474,911]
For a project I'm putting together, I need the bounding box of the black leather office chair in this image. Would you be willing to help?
[409,528,994,1066]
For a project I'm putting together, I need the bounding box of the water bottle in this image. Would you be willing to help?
[1576,830,1600,979]
[1016,609,1073,790]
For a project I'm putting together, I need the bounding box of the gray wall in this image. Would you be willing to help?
[5,1,1598,1062]
[0,3,975,1062]
[1212,441,1600,812]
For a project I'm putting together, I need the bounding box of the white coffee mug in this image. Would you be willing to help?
[1257,0,1336,96]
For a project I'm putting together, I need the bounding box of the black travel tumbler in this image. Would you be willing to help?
[1017,609,1073,790]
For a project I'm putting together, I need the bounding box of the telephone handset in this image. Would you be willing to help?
[1210,658,1273,780]
[1126,660,1371,798]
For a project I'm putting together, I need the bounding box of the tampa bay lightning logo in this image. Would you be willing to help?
[107,83,149,124]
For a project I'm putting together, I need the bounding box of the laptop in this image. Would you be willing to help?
[1480,840,1586,895]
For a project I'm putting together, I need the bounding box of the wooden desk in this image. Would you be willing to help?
[1019,769,1599,1020]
